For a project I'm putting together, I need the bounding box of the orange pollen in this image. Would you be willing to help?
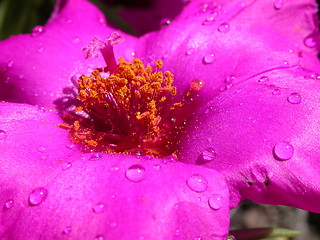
[61,57,204,157]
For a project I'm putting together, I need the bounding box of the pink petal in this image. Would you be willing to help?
[0,0,137,106]
[177,67,320,213]
[136,0,320,96]
[0,102,230,239]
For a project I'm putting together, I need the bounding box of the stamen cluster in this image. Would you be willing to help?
[61,58,184,156]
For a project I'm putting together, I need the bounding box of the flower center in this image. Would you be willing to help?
[59,33,204,157]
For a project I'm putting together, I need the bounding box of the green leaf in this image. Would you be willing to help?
[228,227,300,240]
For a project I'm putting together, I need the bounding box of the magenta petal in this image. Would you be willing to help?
[0,103,229,239]
[136,0,320,97]
[0,0,137,106]
[178,67,320,213]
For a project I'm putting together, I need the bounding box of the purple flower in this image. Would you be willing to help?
[0,0,319,239]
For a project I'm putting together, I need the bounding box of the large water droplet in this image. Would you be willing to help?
[187,174,208,192]
[273,0,283,9]
[28,187,48,206]
[304,36,316,48]
[200,148,217,163]
[208,194,222,210]
[203,54,215,64]
[93,203,106,214]
[4,200,14,209]
[31,26,45,37]
[125,164,146,182]
[287,93,301,104]
[0,130,7,140]
[160,18,172,28]
[218,23,230,33]
[273,142,294,160]
[163,154,178,164]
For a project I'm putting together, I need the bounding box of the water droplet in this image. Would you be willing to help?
[37,47,44,53]
[187,174,208,192]
[93,203,105,214]
[62,162,72,170]
[208,194,222,210]
[72,37,80,44]
[218,23,230,33]
[110,222,117,228]
[18,74,25,80]
[194,237,202,240]
[203,53,215,64]
[28,187,48,206]
[160,18,172,28]
[287,93,301,104]
[163,154,178,164]
[258,76,269,83]
[272,89,281,95]
[186,48,194,55]
[63,226,72,234]
[0,130,7,140]
[4,200,14,209]
[225,75,236,83]
[304,36,316,48]
[7,60,14,69]
[89,153,102,161]
[273,0,283,9]
[200,148,216,163]
[31,26,45,37]
[190,79,205,91]
[153,164,161,170]
[125,164,146,182]
[202,15,216,25]
[94,235,104,240]
[110,165,119,172]
[273,141,294,160]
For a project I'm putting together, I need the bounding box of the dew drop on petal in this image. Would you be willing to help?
[258,76,269,83]
[187,174,208,192]
[125,164,146,182]
[0,130,7,140]
[72,37,80,44]
[93,203,106,214]
[4,200,14,209]
[37,47,44,53]
[202,16,216,25]
[89,153,102,161]
[7,60,14,68]
[200,148,217,162]
[110,222,117,228]
[186,48,194,55]
[218,23,230,33]
[203,53,215,64]
[194,237,202,240]
[160,18,172,28]
[273,142,294,160]
[62,162,72,170]
[63,226,72,234]
[31,25,45,37]
[273,0,283,9]
[110,165,119,172]
[28,187,48,206]
[304,36,316,48]
[287,93,301,104]
[94,235,104,240]
[208,194,222,210]
[272,89,281,95]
